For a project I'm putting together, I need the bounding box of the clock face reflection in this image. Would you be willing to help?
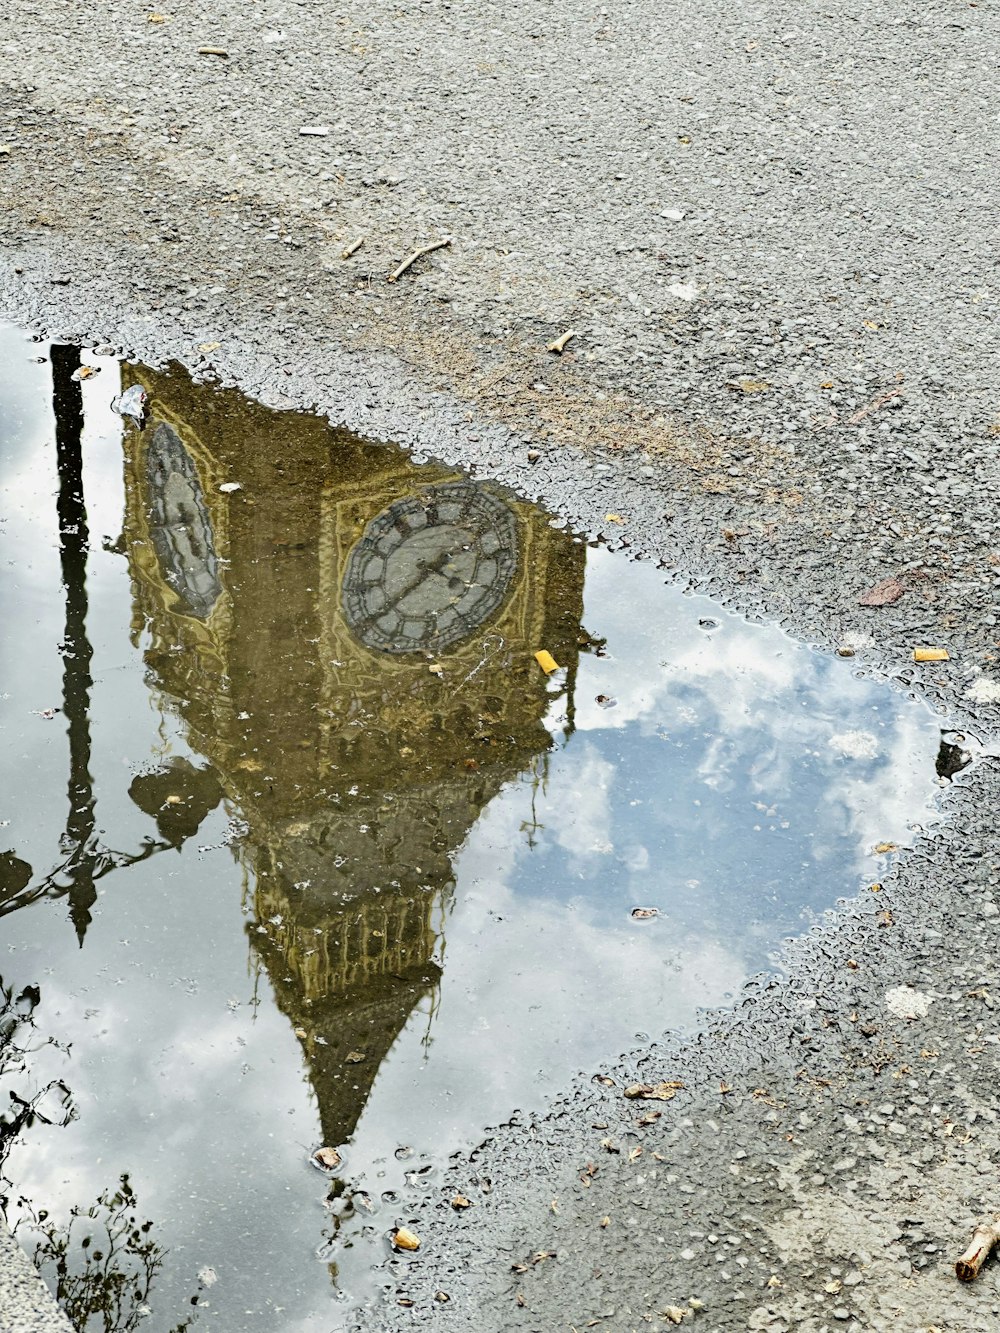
[342,482,519,654]
[145,422,223,621]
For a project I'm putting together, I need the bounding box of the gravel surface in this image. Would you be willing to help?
[0,1229,71,1333]
[1,0,999,1327]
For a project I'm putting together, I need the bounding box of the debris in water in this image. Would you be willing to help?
[871,841,898,855]
[595,694,617,709]
[913,646,950,663]
[32,708,58,720]
[450,1195,472,1210]
[533,649,559,675]
[218,482,242,494]
[344,1049,365,1063]
[311,1146,343,1172]
[112,384,148,426]
[936,735,971,780]
[624,1080,685,1101]
[630,907,659,920]
[392,1227,421,1251]
[71,365,98,381]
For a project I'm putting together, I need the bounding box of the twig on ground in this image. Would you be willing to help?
[388,238,451,282]
[956,1218,1000,1281]
[547,329,577,355]
[846,388,902,425]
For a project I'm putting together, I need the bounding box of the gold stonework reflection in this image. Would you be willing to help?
[120,365,585,1152]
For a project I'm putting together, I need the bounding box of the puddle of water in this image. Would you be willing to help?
[0,324,951,1329]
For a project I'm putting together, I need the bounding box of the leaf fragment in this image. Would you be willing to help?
[858,576,904,607]
[512,1250,555,1272]
[623,1080,685,1101]
[311,1146,342,1171]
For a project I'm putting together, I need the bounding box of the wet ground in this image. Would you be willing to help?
[0,321,973,1330]
[2,1,1000,1326]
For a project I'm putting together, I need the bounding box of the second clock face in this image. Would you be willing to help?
[145,421,223,621]
[342,481,519,654]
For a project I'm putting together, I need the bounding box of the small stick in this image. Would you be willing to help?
[388,238,451,283]
[197,46,229,56]
[547,329,577,355]
[956,1218,1000,1281]
[341,236,365,260]
[846,388,902,425]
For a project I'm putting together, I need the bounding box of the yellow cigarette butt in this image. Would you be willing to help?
[534,650,560,675]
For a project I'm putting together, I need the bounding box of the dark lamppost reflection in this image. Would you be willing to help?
[0,349,221,938]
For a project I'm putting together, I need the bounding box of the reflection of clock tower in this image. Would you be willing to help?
[120,365,585,1150]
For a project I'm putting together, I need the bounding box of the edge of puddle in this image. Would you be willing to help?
[2,288,1000,1330]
